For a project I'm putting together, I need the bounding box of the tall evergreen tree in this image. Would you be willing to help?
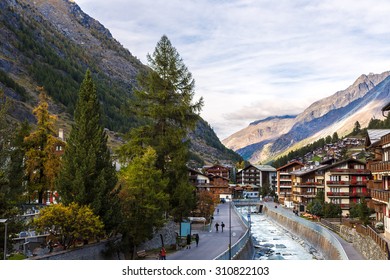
[57,70,118,230]
[24,90,64,204]
[119,35,203,221]
[117,146,169,258]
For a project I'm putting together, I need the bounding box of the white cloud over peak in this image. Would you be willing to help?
[75,0,390,139]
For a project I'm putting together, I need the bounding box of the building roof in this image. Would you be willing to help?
[252,164,277,172]
[290,164,328,176]
[318,158,366,171]
[366,129,390,147]
[276,160,304,171]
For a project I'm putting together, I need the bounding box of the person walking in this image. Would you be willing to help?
[195,233,199,247]
[215,222,219,232]
[186,234,192,249]
[221,222,225,232]
[160,246,166,260]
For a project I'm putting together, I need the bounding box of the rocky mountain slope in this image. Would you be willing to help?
[0,0,240,166]
[223,71,390,163]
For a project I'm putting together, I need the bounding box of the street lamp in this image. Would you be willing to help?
[229,201,231,260]
[0,219,7,260]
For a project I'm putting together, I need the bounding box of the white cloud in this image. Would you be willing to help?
[75,0,390,139]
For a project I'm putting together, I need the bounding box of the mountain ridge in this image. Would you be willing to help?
[223,71,390,163]
[0,0,241,166]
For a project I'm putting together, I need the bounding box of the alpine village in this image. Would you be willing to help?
[1,0,390,261]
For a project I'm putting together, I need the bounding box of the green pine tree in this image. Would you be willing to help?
[119,35,203,221]
[57,70,118,231]
[118,146,169,258]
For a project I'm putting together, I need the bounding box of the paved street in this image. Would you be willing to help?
[167,202,247,260]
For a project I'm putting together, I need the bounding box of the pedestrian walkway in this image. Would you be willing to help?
[167,202,247,260]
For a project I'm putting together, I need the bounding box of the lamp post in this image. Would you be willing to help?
[229,201,231,260]
[0,219,7,260]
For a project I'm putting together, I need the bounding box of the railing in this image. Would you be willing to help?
[370,189,390,203]
[368,162,390,172]
[327,191,350,197]
[367,180,384,190]
[329,169,371,174]
[355,224,390,259]
[327,191,369,197]
[214,202,251,260]
[327,180,367,186]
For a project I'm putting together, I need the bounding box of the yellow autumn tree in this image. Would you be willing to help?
[24,89,65,204]
[33,203,104,249]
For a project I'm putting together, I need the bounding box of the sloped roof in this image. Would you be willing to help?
[276,160,304,171]
[290,164,328,176]
[252,164,277,172]
[366,129,390,147]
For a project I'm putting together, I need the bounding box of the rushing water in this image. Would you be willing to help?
[237,207,324,260]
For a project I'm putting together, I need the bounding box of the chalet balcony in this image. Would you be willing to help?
[381,133,390,146]
[329,168,371,175]
[327,191,350,197]
[370,189,390,204]
[368,161,390,173]
[326,180,367,186]
[293,191,316,197]
[297,182,323,187]
[327,191,369,197]
[367,180,384,190]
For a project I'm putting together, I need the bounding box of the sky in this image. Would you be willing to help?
[75,0,390,140]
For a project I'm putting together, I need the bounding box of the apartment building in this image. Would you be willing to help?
[276,161,304,207]
[322,159,370,217]
[366,129,390,239]
[236,164,276,195]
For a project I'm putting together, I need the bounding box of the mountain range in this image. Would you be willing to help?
[0,0,241,166]
[222,71,390,163]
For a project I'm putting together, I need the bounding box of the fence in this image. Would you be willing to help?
[355,223,390,259]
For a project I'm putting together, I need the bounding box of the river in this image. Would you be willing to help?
[237,206,324,260]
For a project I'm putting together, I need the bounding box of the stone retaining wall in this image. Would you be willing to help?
[340,225,387,260]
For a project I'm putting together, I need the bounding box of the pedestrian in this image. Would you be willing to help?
[215,222,219,232]
[195,233,199,247]
[160,246,166,260]
[217,208,219,214]
[221,222,225,232]
[186,234,191,249]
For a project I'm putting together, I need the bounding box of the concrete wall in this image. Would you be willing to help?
[264,206,347,260]
[340,225,387,260]
[233,235,255,260]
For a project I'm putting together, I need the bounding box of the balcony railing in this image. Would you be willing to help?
[329,169,371,174]
[367,180,384,190]
[327,191,369,197]
[370,189,390,204]
[368,161,390,173]
[381,133,390,146]
[298,182,323,187]
[326,180,367,186]
[293,191,316,197]
[327,192,349,197]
